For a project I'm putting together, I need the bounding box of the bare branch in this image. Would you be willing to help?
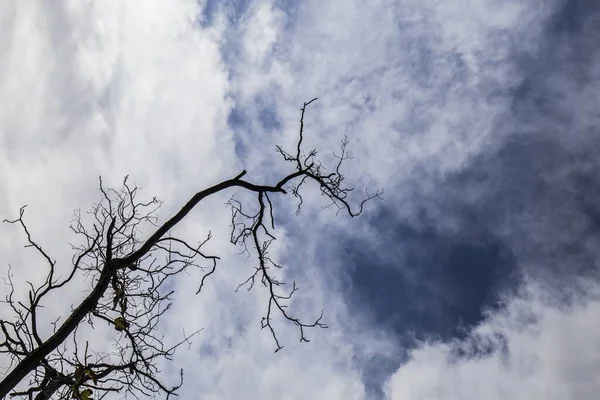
[0,99,382,398]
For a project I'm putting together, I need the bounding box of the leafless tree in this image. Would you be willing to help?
[0,99,382,399]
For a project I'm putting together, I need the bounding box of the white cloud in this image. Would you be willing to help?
[220,0,558,229]
[385,279,600,400]
[0,1,374,397]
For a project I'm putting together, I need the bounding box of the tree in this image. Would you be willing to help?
[0,99,382,399]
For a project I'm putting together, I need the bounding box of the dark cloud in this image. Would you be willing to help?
[456,0,600,281]
[323,207,520,398]
[321,0,600,395]
[338,207,519,342]
[343,0,600,338]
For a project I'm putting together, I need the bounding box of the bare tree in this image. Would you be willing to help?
[0,99,382,399]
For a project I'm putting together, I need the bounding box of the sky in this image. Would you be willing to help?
[1,0,599,399]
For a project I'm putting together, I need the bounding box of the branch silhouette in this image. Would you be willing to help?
[0,99,382,399]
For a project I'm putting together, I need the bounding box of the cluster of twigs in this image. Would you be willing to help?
[0,99,382,399]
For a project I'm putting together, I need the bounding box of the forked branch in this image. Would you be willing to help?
[0,99,382,398]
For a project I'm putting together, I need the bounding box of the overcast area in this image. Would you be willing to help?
[1,0,599,399]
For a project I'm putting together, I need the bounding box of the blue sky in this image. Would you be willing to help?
[1,0,600,399]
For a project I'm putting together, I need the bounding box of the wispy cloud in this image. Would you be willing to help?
[385,280,600,400]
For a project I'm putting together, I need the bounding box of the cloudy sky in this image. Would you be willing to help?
[1,0,600,398]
